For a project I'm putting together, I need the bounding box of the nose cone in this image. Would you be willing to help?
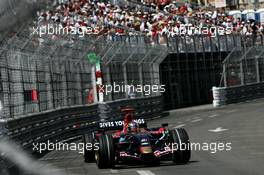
[140,146,153,154]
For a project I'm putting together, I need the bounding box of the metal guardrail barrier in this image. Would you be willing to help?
[0,95,163,174]
[225,83,264,104]
[0,95,163,150]
[0,137,68,175]
[213,46,264,107]
[213,83,264,107]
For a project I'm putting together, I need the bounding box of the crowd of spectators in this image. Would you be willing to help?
[34,0,264,40]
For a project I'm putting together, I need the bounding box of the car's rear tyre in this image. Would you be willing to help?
[170,128,191,164]
[95,134,115,169]
[83,133,95,163]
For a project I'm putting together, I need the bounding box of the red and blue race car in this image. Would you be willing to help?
[83,110,191,169]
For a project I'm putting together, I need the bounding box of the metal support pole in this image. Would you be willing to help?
[152,63,161,96]
[193,35,201,103]
[123,64,128,98]
[20,56,26,114]
[61,61,67,107]
[63,60,69,107]
[150,63,154,96]
[34,58,40,113]
[76,64,82,105]
[96,62,104,102]
[240,60,245,85]
[223,63,227,87]
[49,60,56,109]
[256,57,260,83]
[139,64,144,97]
[91,65,98,103]
[105,65,112,101]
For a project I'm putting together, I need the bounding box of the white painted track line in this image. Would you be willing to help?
[224,110,238,113]
[191,119,202,123]
[174,124,186,128]
[207,114,219,118]
[110,169,119,173]
[137,170,156,175]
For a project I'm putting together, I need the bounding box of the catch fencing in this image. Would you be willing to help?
[0,21,167,119]
[213,46,264,107]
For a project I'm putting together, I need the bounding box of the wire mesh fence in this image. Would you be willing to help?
[3,18,264,117]
[0,22,167,119]
[0,46,166,119]
[0,49,93,119]
[222,46,264,87]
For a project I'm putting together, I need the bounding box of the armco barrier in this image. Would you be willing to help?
[212,82,264,107]
[0,96,163,152]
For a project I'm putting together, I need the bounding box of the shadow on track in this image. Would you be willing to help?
[112,160,200,170]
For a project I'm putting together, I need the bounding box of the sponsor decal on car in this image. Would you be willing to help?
[99,119,145,128]
[154,150,171,157]
[119,152,138,158]
[120,152,128,157]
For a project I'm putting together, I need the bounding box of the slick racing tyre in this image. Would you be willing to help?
[83,133,95,163]
[95,134,115,169]
[170,128,191,164]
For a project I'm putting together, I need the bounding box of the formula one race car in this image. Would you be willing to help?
[83,108,191,169]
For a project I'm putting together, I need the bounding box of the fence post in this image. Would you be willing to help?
[139,64,144,97]
[223,62,227,87]
[0,119,7,136]
[123,64,128,98]
[105,65,112,101]
[240,59,245,85]
[91,65,98,103]
[256,57,260,83]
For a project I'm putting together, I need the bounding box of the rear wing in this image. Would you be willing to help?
[98,118,147,130]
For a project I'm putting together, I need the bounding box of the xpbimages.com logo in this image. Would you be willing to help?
[31,24,95,38]
[32,141,99,154]
[164,141,232,154]
[98,82,166,96]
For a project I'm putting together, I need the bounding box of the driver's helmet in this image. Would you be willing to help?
[122,106,135,123]
[127,122,139,133]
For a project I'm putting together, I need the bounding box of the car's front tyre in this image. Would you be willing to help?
[83,133,95,163]
[169,128,191,164]
[95,134,115,169]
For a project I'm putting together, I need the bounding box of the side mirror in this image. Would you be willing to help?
[161,123,168,127]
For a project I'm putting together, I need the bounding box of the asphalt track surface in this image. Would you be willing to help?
[39,100,264,175]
